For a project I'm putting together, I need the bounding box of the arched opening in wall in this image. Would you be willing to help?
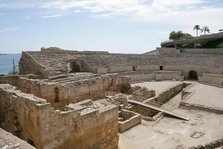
[70,62,81,73]
[188,71,198,80]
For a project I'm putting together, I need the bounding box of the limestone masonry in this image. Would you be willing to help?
[1,45,223,149]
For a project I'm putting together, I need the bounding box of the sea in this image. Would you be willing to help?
[0,54,21,75]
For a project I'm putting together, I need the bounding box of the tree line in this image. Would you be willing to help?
[169,25,210,40]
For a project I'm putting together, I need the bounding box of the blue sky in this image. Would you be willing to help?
[0,0,223,54]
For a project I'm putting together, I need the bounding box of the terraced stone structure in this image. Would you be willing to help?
[0,46,223,149]
[20,47,223,86]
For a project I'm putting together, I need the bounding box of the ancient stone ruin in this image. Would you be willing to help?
[0,45,223,149]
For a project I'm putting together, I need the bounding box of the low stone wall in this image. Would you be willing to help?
[199,73,223,88]
[144,83,184,106]
[180,102,223,114]
[0,84,119,149]
[123,71,183,82]
[181,83,196,101]
[118,110,141,133]
[129,86,155,102]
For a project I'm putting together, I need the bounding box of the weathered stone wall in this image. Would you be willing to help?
[19,52,50,78]
[0,74,131,109]
[19,47,223,87]
[0,84,46,148]
[0,84,119,149]
[124,73,155,82]
[154,71,184,81]
[156,47,181,56]
[144,83,184,106]
[183,48,223,54]
[118,110,141,133]
[123,71,183,82]
[135,65,159,71]
[21,48,223,82]
[199,73,223,87]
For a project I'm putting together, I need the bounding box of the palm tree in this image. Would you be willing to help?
[193,25,200,37]
[201,26,210,35]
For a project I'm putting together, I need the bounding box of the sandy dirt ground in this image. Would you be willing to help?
[119,108,223,149]
[119,81,223,149]
[185,83,223,109]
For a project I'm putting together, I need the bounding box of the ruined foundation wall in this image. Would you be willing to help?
[144,83,184,106]
[118,110,141,133]
[0,84,46,148]
[65,74,131,103]
[0,84,119,149]
[0,74,131,109]
[39,104,119,149]
[0,76,65,109]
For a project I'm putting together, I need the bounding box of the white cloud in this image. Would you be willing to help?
[41,13,67,18]
[40,0,206,15]
[40,0,223,32]
[41,0,94,10]
[0,27,21,33]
